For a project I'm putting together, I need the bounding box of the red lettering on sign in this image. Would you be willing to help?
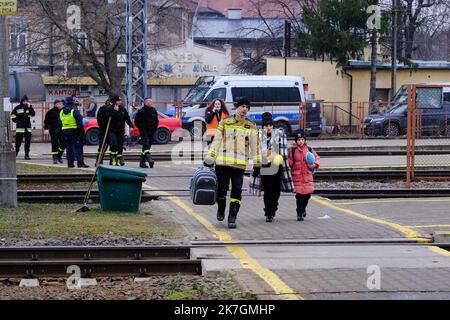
[48,89,77,96]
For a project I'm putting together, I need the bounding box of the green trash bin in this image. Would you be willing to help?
[97,165,148,212]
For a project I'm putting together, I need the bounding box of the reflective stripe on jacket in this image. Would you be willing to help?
[208,114,261,170]
[11,103,35,132]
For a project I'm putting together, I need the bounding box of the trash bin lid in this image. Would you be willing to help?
[98,165,148,178]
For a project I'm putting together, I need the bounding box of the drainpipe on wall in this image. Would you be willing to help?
[343,69,353,132]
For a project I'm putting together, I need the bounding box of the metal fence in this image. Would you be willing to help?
[405,84,450,188]
[13,97,450,143]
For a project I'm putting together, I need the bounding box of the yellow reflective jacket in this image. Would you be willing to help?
[208,114,261,170]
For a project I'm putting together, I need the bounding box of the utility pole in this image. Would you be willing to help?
[126,0,148,108]
[391,0,398,101]
[49,24,54,76]
[283,20,291,75]
[0,14,18,208]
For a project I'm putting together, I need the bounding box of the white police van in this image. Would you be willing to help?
[181,75,323,137]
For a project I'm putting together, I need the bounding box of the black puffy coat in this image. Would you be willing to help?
[44,107,62,132]
[106,105,133,134]
[96,104,110,131]
[11,103,35,131]
[134,106,159,137]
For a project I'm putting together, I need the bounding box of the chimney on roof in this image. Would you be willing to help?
[227,8,242,20]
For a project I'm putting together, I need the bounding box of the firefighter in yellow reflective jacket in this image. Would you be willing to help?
[204,97,262,229]
[11,95,35,159]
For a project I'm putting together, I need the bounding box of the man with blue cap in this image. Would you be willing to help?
[60,96,89,168]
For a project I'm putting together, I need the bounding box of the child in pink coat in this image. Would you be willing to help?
[288,130,320,221]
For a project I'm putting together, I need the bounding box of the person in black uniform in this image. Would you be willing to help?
[44,100,65,164]
[95,99,111,165]
[134,97,159,168]
[106,96,132,166]
[11,95,35,160]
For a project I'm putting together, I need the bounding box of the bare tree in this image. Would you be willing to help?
[232,0,317,74]
[10,0,193,96]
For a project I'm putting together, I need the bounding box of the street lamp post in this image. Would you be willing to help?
[0,14,18,208]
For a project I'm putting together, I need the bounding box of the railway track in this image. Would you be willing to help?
[82,147,450,160]
[18,169,450,183]
[0,242,447,279]
[17,188,450,202]
[0,246,201,278]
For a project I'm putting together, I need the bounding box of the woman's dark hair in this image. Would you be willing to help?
[205,98,229,115]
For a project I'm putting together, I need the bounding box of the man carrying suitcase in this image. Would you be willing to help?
[204,97,261,229]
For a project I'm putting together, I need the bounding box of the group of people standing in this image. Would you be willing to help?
[204,97,320,229]
[44,95,89,168]
[89,95,159,168]
[12,94,89,168]
[13,94,160,169]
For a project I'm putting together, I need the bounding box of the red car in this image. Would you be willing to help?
[84,112,182,145]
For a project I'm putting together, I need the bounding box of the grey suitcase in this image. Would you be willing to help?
[190,166,218,205]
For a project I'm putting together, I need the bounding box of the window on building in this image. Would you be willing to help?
[73,31,89,53]
[9,24,27,51]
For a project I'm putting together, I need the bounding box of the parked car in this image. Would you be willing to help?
[363,84,450,136]
[83,111,182,145]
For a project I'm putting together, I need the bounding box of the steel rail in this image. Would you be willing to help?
[82,148,450,160]
[0,246,191,261]
[0,246,200,278]
[190,239,450,246]
[17,188,450,202]
[0,259,201,278]
[17,169,450,183]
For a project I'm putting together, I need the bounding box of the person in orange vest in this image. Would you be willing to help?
[204,99,229,144]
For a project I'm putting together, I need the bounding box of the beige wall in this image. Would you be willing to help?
[350,69,450,102]
[267,57,351,102]
[267,57,450,102]
[267,57,450,126]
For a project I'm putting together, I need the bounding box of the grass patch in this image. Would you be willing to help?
[0,203,174,238]
[164,274,257,300]
[16,163,85,174]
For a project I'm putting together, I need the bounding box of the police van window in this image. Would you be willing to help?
[232,88,255,102]
[264,87,300,103]
[231,87,301,104]
[444,92,450,102]
[204,88,226,101]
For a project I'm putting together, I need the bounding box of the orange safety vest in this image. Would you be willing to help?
[206,111,228,136]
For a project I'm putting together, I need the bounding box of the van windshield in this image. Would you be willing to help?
[184,76,217,103]
[184,87,210,103]
[393,85,408,105]
[388,104,407,114]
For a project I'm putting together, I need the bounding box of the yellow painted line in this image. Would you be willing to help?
[405,225,450,229]
[144,182,303,300]
[336,198,450,206]
[312,197,429,242]
[427,246,450,257]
